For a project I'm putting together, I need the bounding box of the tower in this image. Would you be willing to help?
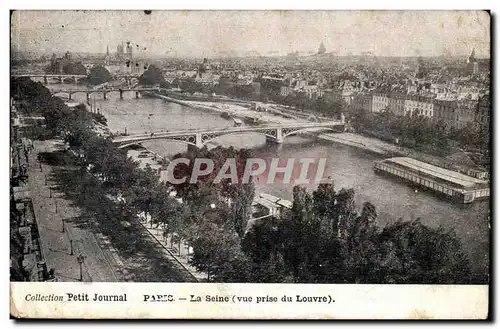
[126,42,133,59]
[467,48,476,64]
[106,45,109,56]
[318,42,326,55]
[466,48,479,76]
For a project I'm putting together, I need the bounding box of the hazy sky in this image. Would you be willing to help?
[11,10,490,58]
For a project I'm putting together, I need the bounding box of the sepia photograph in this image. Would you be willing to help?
[9,9,491,319]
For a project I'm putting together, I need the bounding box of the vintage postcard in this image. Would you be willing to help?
[9,10,490,319]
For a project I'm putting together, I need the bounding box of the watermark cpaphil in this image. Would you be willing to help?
[161,157,329,185]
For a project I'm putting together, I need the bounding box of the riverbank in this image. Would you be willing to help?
[148,92,307,125]
[319,133,397,156]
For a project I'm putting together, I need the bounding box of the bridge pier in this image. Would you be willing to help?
[276,128,284,143]
[86,93,90,102]
[135,91,139,99]
[195,133,203,148]
[119,90,123,99]
[57,76,62,83]
[43,76,48,84]
[103,91,107,100]
[187,144,198,154]
[265,128,283,145]
[68,93,72,100]
[73,76,77,84]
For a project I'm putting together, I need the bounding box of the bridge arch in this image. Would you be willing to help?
[200,130,279,147]
[117,137,197,149]
[53,90,73,96]
[281,126,345,138]
[114,122,345,150]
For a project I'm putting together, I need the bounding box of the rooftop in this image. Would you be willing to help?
[384,157,487,189]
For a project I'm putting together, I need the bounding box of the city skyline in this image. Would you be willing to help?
[11,10,490,59]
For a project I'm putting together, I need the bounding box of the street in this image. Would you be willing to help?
[29,139,196,282]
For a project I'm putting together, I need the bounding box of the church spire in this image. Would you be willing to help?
[318,42,326,55]
[467,48,476,63]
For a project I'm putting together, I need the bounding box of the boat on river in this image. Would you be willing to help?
[243,116,262,126]
[220,112,231,120]
[374,157,490,204]
[233,118,243,127]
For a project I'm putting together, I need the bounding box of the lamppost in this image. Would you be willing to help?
[69,239,74,256]
[61,218,65,233]
[77,254,85,281]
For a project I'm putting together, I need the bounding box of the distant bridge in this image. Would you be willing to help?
[12,72,142,83]
[12,74,87,84]
[112,121,345,149]
[52,87,159,100]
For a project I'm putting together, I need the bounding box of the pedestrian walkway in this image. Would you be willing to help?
[27,140,122,282]
[138,219,205,281]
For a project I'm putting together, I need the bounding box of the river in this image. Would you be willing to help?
[46,81,490,279]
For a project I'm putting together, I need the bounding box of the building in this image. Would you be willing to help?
[324,88,342,103]
[372,93,389,113]
[374,157,489,203]
[476,94,490,127]
[433,98,457,130]
[289,79,307,90]
[388,93,406,116]
[324,80,359,106]
[433,95,478,131]
[128,60,147,75]
[194,72,220,86]
[116,42,124,58]
[48,51,73,74]
[404,94,435,118]
[351,92,373,113]
[280,86,294,97]
[466,48,479,76]
[125,42,133,59]
[455,98,478,130]
[261,75,286,94]
[302,85,323,100]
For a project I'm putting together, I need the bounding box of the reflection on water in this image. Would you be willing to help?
[45,81,489,277]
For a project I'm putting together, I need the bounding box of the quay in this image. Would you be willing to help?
[374,157,490,204]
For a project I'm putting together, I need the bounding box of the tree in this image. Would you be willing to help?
[241,218,289,282]
[63,62,87,75]
[169,146,255,237]
[279,186,320,281]
[277,183,472,284]
[139,65,166,86]
[186,205,251,282]
[87,65,112,86]
[377,219,472,284]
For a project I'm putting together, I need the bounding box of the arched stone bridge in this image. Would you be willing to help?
[12,74,87,84]
[52,87,159,100]
[112,121,345,149]
[12,72,142,82]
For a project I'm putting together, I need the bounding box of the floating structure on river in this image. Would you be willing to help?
[374,157,490,203]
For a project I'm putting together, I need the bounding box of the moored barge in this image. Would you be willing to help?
[374,157,489,203]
